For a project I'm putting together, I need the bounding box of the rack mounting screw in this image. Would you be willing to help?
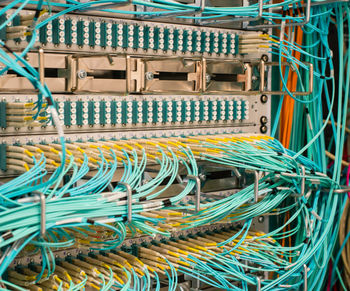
[260,125,268,133]
[260,95,268,103]
[77,70,87,79]
[261,54,269,62]
[205,74,211,83]
[145,71,154,81]
[260,116,268,124]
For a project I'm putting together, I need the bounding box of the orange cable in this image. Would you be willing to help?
[279,11,304,148]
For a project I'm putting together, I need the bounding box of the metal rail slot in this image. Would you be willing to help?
[210,74,243,82]
[203,59,252,93]
[0,52,66,93]
[142,58,202,93]
[155,72,189,81]
[86,70,126,79]
[0,53,286,95]
[3,68,60,78]
[66,55,132,93]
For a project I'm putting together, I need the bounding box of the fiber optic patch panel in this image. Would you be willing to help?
[1,94,269,134]
[1,11,244,56]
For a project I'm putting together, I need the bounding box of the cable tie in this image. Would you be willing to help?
[2,231,13,240]
[87,218,95,225]
[46,97,53,106]
[311,210,322,221]
[163,199,172,207]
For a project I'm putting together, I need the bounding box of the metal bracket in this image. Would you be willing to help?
[107,183,114,192]
[141,0,204,20]
[185,175,201,212]
[304,216,310,238]
[202,58,249,94]
[299,165,305,197]
[77,0,132,12]
[259,61,314,96]
[34,192,46,238]
[38,48,44,86]
[257,277,261,291]
[254,171,260,203]
[119,182,132,223]
[176,174,183,184]
[200,0,263,26]
[231,166,243,188]
[333,186,350,194]
[194,0,206,25]
[247,0,311,29]
[303,264,308,291]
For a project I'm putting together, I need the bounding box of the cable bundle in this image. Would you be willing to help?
[1,0,336,26]
[1,0,350,290]
[0,133,342,290]
[4,225,306,291]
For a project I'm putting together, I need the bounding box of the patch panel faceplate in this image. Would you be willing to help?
[1,11,245,57]
[1,94,270,135]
